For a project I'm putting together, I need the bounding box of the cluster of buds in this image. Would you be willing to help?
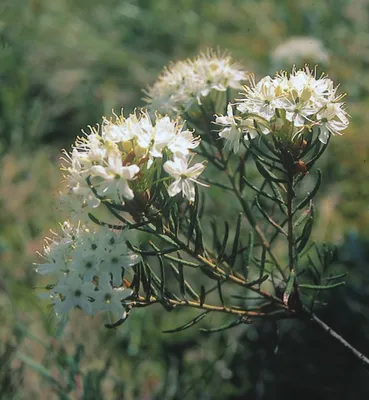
[216,66,349,153]
[36,222,140,321]
[145,50,248,116]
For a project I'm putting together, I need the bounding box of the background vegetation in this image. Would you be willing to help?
[1,0,369,398]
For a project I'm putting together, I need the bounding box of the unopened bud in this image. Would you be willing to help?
[274,118,284,131]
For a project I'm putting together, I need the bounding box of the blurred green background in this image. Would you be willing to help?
[1,0,369,398]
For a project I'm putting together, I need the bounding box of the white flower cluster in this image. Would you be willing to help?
[216,67,349,153]
[62,110,206,215]
[36,221,141,319]
[271,37,329,67]
[145,50,248,115]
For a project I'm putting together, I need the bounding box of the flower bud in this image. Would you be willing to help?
[273,118,285,131]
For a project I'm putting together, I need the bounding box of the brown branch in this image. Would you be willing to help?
[133,295,290,319]
[303,305,369,369]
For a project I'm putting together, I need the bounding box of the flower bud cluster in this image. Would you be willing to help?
[62,110,206,216]
[36,221,141,319]
[145,50,248,115]
[216,67,349,153]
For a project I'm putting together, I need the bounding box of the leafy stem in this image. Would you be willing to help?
[287,171,296,273]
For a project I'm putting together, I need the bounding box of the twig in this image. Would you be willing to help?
[133,295,289,319]
[303,305,369,369]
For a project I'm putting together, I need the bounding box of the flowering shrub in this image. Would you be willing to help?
[35,50,369,367]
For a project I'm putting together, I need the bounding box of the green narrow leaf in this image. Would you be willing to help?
[162,311,209,333]
[194,215,205,254]
[188,186,200,245]
[293,201,312,229]
[210,219,221,253]
[164,254,200,268]
[239,155,246,193]
[217,280,225,306]
[88,212,104,226]
[299,130,316,158]
[307,255,321,284]
[295,169,322,211]
[254,157,286,183]
[306,136,329,169]
[199,317,244,333]
[130,265,140,294]
[243,178,286,206]
[269,181,288,215]
[127,243,179,256]
[105,313,130,329]
[156,216,164,234]
[255,198,288,236]
[200,285,206,307]
[231,294,263,300]
[314,243,324,266]
[159,254,165,299]
[251,126,281,159]
[143,263,152,301]
[258,246,267,285]
[243,274,269,288]
[145,262,179,302]
[298,282,345,290]
[254,149,286,173]
[178,262,186,299]
[283,269,296,305]
[200,265,224,280]
[321,272,348,281]
[204,180,233,191]
[147,242,166,300]
[230,213,242,267]
[168,213,176,234]
[243,232,254,278]
[218,221,230,261]
[296,211,314,254]
[169,263,200,300]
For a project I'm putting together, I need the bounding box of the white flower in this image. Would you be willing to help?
[167,129,200,156]
[92,280,132,317]
[53,273,96,316]
[35,241,71,276]
[216,104,267,153]
[62,111,205,213]
[35,221,79,276]
[101,115,136,143]
[90,152,140,201]
[145,50,248,114]
[36,221,141,322]
[238,76,283,121]
[90,226,141,287]
[216,103,244,153]
[69,246,101,281]
[99,244,140,287]
[235,67,348,142]
[242,118,268,139]
[282,97,319,127]
[164,155,207,201]
[316,103,349,143]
